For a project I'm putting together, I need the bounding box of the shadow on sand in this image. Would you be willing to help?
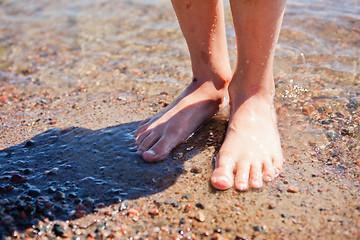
[0,116,227,236]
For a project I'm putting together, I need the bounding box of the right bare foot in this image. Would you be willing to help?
[135,75,229,162]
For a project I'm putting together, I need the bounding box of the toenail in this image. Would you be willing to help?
[145,149,156,156]
[212,176,233,189]
[275,168,281,177]
[237,183,247,191]
[252,180,261,188]
[136,150,143,155]
[264,176,272,182]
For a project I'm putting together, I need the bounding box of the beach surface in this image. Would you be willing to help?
[0,0,359,239]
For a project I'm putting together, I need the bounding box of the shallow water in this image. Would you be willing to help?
[0,0,359,237]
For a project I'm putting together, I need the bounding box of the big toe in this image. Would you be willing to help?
[211,154,235,190]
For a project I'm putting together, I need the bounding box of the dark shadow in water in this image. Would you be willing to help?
[0,114,228,236]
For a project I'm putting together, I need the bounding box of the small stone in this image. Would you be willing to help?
[265,201,275,209]
[148,208,160,215]
[74,210,85,218]
[44,201,54,209]
[341,127,355,137]
[235,236,249,240]
[287,186,299,193]
[10,174,27,184]
[281,213,287,218]
[128,208,140,217]
[190,166,202,174]
[325,131,339,141]
[211,233,222,240]
[96,203,105,208]
[47,186,56,193]
[75,203,87,211]
[49,168,59,175]
[195,202,205,209]
[195,211,205,222]
[52,223,65,237]
[214,228,222,234]
[2,215,14,225]
[68,192,78,198]
[119,200,128,211]
[346,100,358,112]
[179,218,186,224]
[24,140,35,148]
[182,194,190,200]
[54,191,65,200]
[253,225,263,232]
[83,197,94,207]
[27,188,41,197]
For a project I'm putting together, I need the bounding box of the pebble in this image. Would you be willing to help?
[83,197,94,207]
[195,211,205,222]
[190,166,202,174]
[195,202,205,209]
[52,223,65,237]
[287,186,299,193]
[148,208,160,215]
[128,208,140,217]
[235,236,249,240]
[54,191,65,200]
[325,131,339,141]
[253,225,263,232]
[2,215,14,225]
[346,100,358,112]
[10,174,27,184]
[47,186,56,193]
[23,140,36,147]
[119,200,128,211]
[75,210,85,218]
[27,188,41,197]
[68,192,78,198]
[182,194,190,200]
[211,233,223,240]
[75,203,87,211]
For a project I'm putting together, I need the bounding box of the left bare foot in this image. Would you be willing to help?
[211,84,284,191]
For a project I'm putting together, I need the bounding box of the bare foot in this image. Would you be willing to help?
[135,76,228,162]
[211,84,284,191]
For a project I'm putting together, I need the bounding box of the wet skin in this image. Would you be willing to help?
[135,0,286,190]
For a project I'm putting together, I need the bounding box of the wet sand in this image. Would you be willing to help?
[1,0,360,239]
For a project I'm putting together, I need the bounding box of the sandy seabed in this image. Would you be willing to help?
[0,0,360,239]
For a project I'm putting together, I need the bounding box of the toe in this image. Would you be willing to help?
[249,162,263,189]
[135,129,151,146]
[211,152,235,190]
[142,134,179,162]
[135,118,153,138]
[272,155,284,177]
[234,160,250,191]
[262,158,275,182]
[138,132,160,153]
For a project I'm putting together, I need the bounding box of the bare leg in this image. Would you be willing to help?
[135,0,232,161]
[211,0,286,190]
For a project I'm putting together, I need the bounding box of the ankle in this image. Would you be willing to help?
[228,78,275,106]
